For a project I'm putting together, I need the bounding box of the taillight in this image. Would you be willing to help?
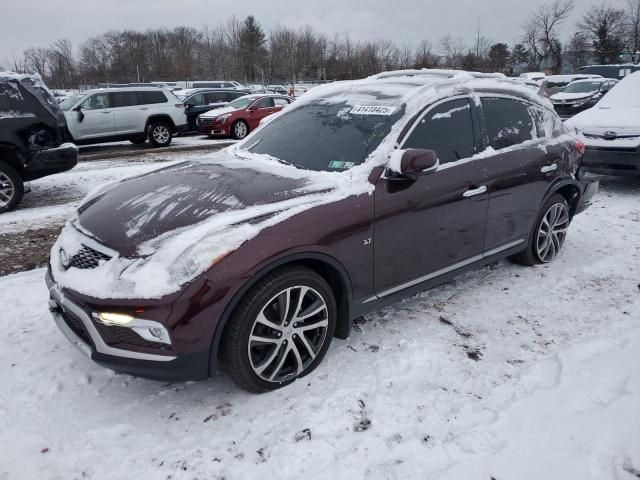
[575,140,586,155]
[175,103,184,108]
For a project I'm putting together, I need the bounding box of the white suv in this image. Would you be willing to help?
[59,87,187,147]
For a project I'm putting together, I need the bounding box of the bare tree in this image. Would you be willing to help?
[523,0,575,72]
[580,4,626,64]
[626,0,640,62]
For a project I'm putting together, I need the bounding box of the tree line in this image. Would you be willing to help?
[2,0,640,89]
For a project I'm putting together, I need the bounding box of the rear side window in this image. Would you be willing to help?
[186,93,205,106]
[138,91,168,105]
[403,98,475,164]
[481,97,535,150]
[111,91,138,108]
[204,91,231,103]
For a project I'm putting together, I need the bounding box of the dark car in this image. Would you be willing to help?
[47,70,597,392]
[539,74,603,97]
[177,89,247,132]
[196,94,292,139]
[549,78,618,118]
[0,72,77,212]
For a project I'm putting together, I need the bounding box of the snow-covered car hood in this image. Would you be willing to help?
[51,147,370,299]
[75,155,316,257]
[550,92,595,102]
[199,106,236,119]
[566,106,640,147]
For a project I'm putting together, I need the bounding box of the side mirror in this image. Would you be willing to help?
[388,149,439,179]
[247,106,257,113]
[72,105,82,112]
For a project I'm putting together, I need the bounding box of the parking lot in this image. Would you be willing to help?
[0,139,639,478]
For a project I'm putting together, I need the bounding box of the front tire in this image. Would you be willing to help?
[147,121,172,148]
[510,194,570,266]
[230,120,249,140]
[220,266,337,393]
[0,162,24,213]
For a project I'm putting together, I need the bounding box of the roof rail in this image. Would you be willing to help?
[369,69,507,80]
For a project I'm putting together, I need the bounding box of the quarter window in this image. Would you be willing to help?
[481,97,535,150]
[403,98,475,164]
[137,91,168,104]
[186,93,205,106]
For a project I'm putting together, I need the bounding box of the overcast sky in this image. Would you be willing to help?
[0,0,632,61]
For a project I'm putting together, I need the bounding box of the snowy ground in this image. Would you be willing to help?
[0,165,639,479]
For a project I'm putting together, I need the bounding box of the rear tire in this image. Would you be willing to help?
[220,266,337,393]
[0,162,24,213]
[230,120,249,140]
[510,194,570,266]
[147,121,173,148]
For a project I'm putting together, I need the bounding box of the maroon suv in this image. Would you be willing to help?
[47,70,598,392]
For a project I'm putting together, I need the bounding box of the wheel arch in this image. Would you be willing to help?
[544,179,582,218]
[209,252,354,374]
[0,143,24,178]
[145,115,176,133]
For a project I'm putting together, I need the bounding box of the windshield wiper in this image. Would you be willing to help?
[275,158,308,170]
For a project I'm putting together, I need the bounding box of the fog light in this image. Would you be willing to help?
[96,312,134,326]
[132,325,171,345]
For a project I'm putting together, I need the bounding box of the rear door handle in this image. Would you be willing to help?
[463,185,487,198]
[541,164,558,173]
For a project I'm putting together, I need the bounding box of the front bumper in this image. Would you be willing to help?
[24,143,78,182]
[46,271,210,381]
[581,146,640,176]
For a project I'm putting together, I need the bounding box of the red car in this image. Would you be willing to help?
[196,94,292,139]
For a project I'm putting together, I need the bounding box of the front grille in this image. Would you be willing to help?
[69,245,111,270]
[198,117,214,128]
[110,326,166,350]
[61,308,93,346]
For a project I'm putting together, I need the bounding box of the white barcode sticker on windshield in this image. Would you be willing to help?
[350,105,397,115]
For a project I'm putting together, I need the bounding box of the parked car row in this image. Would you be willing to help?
[45,69,600,392]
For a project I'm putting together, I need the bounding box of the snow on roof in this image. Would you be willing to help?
[544,74,602,82]
[597,71,640,108]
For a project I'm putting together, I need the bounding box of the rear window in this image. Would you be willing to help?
[481,97,535,149]
[138,91,168,105]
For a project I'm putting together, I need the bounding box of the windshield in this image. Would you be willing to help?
[240,99,405,172]
[563,81,601,94]
[59,94,85,111]
[228,97,254,109]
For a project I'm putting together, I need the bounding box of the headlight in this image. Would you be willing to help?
[216,113,231,124]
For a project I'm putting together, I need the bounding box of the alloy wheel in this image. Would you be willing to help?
[248,286,329,383]
[152,125,170,144]
[234,122,248,139]
[536,202,570,263]
[0,172,15,208]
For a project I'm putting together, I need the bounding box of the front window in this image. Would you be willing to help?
[80,93,110,110]
[228,97,254,110]
[562,81,602,94]
[240,99,405,172]
[59,94,86,111]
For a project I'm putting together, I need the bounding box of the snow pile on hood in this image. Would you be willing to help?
[199,105,236,118]
[565,72,640,140]
[51,71,560,300]
[551,92,596,101]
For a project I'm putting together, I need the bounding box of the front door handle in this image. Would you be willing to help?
[463,185,487,198]
[541,164,558,173]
